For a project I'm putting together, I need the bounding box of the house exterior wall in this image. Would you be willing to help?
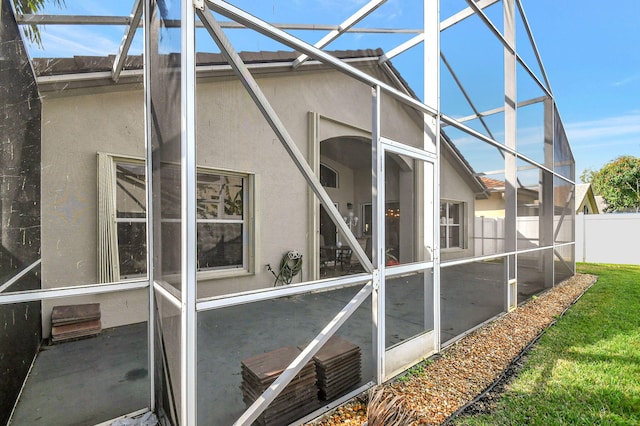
[440,153,476,260]
[40,86,148,336]
[39,65,473,334]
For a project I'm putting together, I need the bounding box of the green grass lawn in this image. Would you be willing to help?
[453,263,640,426]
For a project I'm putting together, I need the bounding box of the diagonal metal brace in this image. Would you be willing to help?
[196,6,373,274]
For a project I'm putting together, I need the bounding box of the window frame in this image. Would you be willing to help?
[114,158,147,279]
[319,162,338,188]
[194,166,253,278]
[103,154,255,281]
[440,200,465,250]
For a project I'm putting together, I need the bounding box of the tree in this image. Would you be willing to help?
[590,156,640,212]
[13,0,65,48]
[579,168,596,184]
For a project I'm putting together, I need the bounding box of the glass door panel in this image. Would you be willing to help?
[382,144,436,379]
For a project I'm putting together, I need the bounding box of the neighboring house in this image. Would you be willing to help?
[477,180,599,216]
[474,175,569,254]
[33,50,486,336]
[574,183,600,214]
[476,176,541,218]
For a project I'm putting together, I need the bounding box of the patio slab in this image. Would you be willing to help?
[9,263,549,425]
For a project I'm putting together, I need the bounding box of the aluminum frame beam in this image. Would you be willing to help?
[371,85,385,383]
[379,33,425,64]
[515,0,552,92]
[503,0,518,313]
[179,0,198,423]
[205,0,439,119]
[112,0,143,82]
[196,273,372,311]
[461,0,551,99]
[142,0,156,410]
[0,259,41,293]
[292,0,387,68]
[16,14,135,25]
[465,0,515,54]
[440,0,500,31]
[451,95,547,124]
[0,279,148,305]
[16,13,420,33]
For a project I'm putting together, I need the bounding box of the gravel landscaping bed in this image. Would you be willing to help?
[307,273,598,426]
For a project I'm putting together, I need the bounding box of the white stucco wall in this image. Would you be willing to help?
[440,151,477,261]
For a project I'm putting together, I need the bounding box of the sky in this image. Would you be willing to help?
[520,0,640,180]
[21,0,640,181]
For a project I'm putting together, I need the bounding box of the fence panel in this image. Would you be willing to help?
[576,213,640,265]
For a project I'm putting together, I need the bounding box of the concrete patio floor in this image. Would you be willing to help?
[9,263,549,425]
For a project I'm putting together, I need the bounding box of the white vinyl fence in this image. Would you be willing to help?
[474,216,540,256]
[474,216,505,256]
[576,213,640,265]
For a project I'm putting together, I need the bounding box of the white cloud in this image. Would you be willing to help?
[566,112,640,174]
[29,25,142,58]
[613,74,640,87]
[565,112,640,144]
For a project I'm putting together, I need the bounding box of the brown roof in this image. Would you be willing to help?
[479,177,505,190]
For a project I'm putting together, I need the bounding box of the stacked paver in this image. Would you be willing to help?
[50,303,101,343]
[241,346,318,426]
[313,336,362,400]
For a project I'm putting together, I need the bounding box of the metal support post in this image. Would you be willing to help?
[503,0,518,312]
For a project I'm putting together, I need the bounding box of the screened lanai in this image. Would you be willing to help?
[0,0,575,425]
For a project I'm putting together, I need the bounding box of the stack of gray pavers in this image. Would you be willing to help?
[241,346,318,426]
[313,336,361,401]
[50,303,101,343]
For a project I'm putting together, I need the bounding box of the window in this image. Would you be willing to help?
[320,163,337,188]
[195,172,246,271]
[440,201,464,249]
[115,161,147,277]
[98,154,252,281]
